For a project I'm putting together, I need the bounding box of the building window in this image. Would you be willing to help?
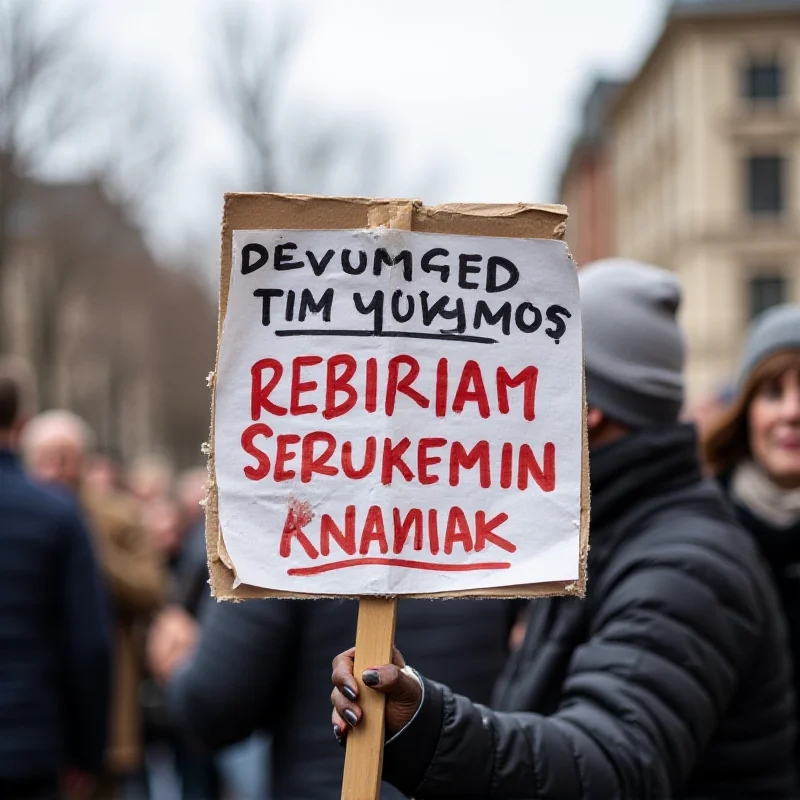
[742,57,783,103]
[743,57,783,101]
[748,274,787,319]
[742,57,783,102]
[746,155,785,214]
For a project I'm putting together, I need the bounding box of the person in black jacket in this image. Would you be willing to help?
[160,594,517,799]
[705,303,800,763]
[331,260,798,799]
[0,360,112,799]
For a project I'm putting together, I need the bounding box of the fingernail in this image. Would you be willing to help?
[343,708,359,727]
[341,685,357,702]
[362,669,379,687]
[333,724,340,739]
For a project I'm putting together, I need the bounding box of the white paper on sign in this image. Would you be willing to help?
[214,229,583,595]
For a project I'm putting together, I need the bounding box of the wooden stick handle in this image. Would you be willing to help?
[341,596,398,800]
[342,200,406,799]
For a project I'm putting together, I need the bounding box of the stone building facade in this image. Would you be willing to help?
[560,0,800,399]
[2,178,216,466]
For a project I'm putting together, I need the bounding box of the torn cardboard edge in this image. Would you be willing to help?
[206,192,589,601]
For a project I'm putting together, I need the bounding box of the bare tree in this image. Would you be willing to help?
[215,2,297,191]
[91,75,178,225]
[0,0,90,351]
[213,1,394,201]
[0,0,89,169]
[24,181,122,409]
[283,121,387,197]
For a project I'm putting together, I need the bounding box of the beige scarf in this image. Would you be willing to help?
[731,461,800,528]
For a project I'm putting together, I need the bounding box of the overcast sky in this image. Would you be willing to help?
[41,0,668,258]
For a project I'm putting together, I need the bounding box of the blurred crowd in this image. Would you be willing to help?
[0,384,269,800]
[0,280,799,800]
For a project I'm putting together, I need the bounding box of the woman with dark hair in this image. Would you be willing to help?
[705,303,800,757]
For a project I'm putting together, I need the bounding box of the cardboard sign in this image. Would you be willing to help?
[207,194,589,600]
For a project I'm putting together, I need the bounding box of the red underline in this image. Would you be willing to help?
[287,558,511,576]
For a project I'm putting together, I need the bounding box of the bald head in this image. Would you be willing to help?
[21,410,95,490]
[177,466,208,522]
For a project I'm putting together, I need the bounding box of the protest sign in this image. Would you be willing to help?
[206,193,588,799]
[208,195,587,599]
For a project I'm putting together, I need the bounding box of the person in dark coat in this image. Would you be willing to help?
[21,410,166,794]
[0,361,112,799]
[162,595,517,799]
[331,260,798,799]
[705,303,800,762]
[141,497,222,800]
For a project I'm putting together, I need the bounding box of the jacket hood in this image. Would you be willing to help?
[590,423,703,532]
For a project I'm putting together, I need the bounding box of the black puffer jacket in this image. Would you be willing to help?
[723,478,800,763]
[169,594,517,799]
[383,425,798,799]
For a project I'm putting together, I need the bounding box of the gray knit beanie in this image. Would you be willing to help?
[738,303,800,388]
[579,259,685,429]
